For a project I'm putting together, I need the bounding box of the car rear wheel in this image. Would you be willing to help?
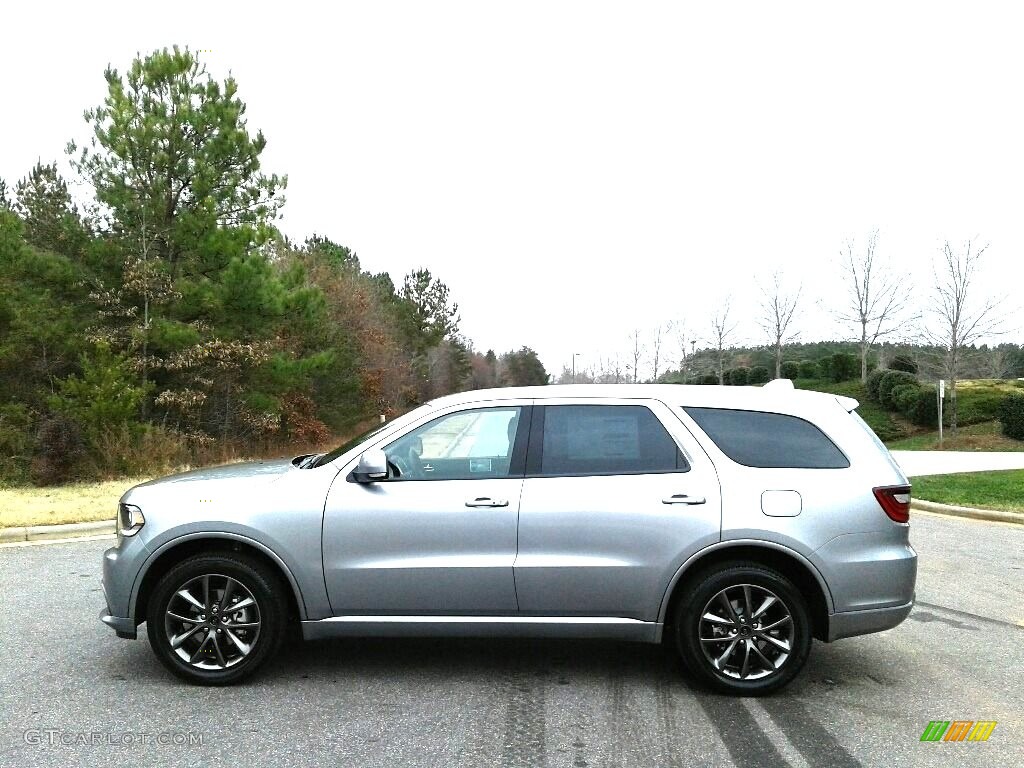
[146,553,287,685]
[674,562,812,695]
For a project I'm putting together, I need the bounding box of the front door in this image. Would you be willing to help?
[323,404,529,615]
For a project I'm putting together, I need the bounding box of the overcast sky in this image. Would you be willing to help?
[3,1,1021,375]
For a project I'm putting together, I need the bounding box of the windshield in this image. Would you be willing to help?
[310,425,386,468]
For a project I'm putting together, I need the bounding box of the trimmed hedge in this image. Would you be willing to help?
[892,383,920,415]
[749,366,770,385]
[909,385,938,427]
[781,361,800,380]
[879,370,918,409]
[997,393,1024,440]
[890,354,918,374]
[866,368,888,401]
[728,367,750,386]
[797,361,819,379]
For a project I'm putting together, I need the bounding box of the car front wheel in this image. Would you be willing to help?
[675,562,812,695]
[146,553,287,685]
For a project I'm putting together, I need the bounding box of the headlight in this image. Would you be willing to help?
[118,503,145,537]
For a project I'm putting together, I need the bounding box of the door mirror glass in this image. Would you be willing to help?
[353,448,388,482]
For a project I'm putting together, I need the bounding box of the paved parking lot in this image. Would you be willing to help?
[1,512,1021,768]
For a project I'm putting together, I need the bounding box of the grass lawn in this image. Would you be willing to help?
[913,469,1024,513]
[0,478,147,529]
[886,420,1024,452]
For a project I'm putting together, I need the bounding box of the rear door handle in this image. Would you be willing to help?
[465,497,509,508]
[663,494,706,505]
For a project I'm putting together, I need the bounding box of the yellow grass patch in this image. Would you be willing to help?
[0,478,148,529]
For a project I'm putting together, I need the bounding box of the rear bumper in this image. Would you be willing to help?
[826,598,914,642]
[100,606,137,639]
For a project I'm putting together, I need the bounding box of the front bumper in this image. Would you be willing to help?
[100,606,137,639]
[826,598,914,642]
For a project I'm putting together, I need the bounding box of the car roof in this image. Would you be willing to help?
[426,382,858,413]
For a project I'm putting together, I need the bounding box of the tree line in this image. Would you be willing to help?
[0,48,548,485]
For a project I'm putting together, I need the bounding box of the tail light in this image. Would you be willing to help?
[873,485,911,523]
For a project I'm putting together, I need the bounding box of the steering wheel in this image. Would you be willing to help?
[390,444,424,480]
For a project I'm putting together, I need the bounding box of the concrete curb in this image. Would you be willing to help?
[0,519,116,543]
[912,499,1024,525]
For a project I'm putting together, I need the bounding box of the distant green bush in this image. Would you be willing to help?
[728,367,750,386]
[819,352,858,382]
[700,374,719,385]
[955,388,1009,426]
[879,370,918,409]
[909,385,939,427]
[798,361,819,379]
[749,366,770,385]
[892,383,921,416]
[997,393,1024,440]
[890,354,918,374]
[781,361,800,380]
[866,369,888,401]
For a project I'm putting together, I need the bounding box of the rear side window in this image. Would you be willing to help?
[683,407,849,469]
[537,404,689,476]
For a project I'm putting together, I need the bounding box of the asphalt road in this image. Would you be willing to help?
[1,513,1021,768]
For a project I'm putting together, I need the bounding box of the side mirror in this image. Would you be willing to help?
[353,448,388,483]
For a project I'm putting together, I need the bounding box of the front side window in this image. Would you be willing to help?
[683,407,849,469]
[537,404,688,476]
[384,407,522,480]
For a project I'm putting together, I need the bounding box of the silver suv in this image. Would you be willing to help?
[100,381,916,694]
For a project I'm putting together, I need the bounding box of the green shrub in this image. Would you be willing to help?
[890,354,918,374]
[955,388,1009,426]
[0,403,34,484]
[827,352,859,382]
[909,385,939,427]
[700,374,719,385]
[892,383,922,416]
[781,361,800,380]
[997,392,1024,440]
[749,366,770,385]
[798,361,819,379]
[728,367,750,386]
[879,370,918,409]
[866,369,888,401]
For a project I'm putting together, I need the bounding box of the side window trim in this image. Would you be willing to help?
[526,403,690,478]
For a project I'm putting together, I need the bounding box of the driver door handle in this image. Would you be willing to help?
[662,494,706,505]
[465,497,509,508]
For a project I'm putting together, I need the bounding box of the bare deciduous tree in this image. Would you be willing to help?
[650,324,665,381]
[922,239,1003,435]
[709,300,738,385]
[836,231,913,383]
[628,329,645,383]
[758,273,801,379]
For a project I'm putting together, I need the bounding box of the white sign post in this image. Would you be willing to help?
[938,380,945,446]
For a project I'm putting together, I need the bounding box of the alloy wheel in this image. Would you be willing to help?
[164,573,262,670]
[697,583,794,680]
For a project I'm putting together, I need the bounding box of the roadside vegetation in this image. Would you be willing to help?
[913,469,1024,513]
[0,478,146,528]
[0,48,548,490]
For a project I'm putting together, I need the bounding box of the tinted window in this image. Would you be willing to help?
[684,407,849,469]
[539,405,688,476]
[384,407,522,480]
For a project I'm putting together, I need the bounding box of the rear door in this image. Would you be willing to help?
[514,398,722,621]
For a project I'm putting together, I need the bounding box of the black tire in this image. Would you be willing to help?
[674,562,811,696]
[146,552,288,685]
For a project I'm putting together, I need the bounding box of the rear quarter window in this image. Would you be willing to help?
[683,407,849,469]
